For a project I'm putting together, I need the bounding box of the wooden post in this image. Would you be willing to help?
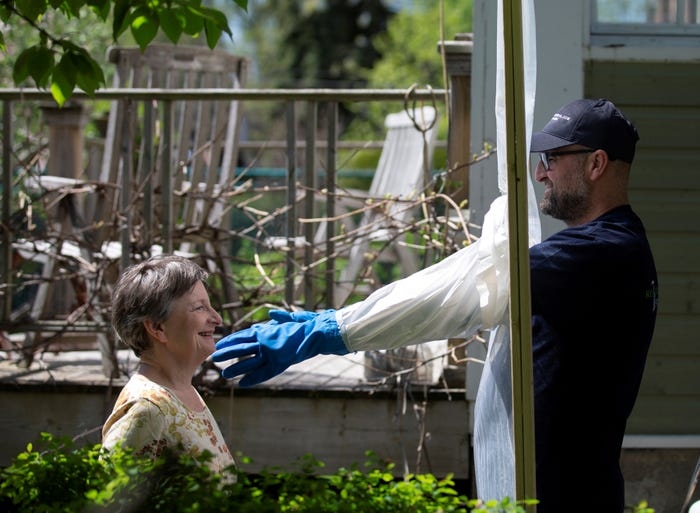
[439,34,473,386]
[502,1,537,505]
[41,102,87,180]
[1,101,12,325]
[439,33,473,205]
[40,102,88,234]
[39,102,88,317]
[303,101,317,309]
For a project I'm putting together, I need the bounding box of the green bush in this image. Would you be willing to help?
[0,433,536,513]
[1,433,655,513]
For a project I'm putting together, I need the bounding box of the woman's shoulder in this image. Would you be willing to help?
[114,374,178,412]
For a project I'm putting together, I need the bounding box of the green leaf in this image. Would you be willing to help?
[15,0,47,21]
[62,0,85,18]
[233,0,248,10]
[29,45,55,88]
[207,7,232,35]
[0,4,11,22]
[203,19,223,49]
[66,49,104,95]
[187,6,231,48]
[51,53,78,106]
[87,0,111,20]
[50,82,68,106]
[0,31,4,53]
[183,6,204,36]
[86,51,106,86]
[13,47,34,84]
[130,8,159,51]
[113,0,131,38]
[159,8,185,44]
[87,0,109,9]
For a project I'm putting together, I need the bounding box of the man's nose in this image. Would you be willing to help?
[534,159,547,182]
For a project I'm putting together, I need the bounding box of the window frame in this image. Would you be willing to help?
[590,0,700,49]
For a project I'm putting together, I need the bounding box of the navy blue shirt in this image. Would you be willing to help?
[529,205,657,513]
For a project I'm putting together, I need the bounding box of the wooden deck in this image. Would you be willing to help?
[0,346,472,483]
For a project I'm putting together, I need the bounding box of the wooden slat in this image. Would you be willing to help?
[655,275,700,316]
[647,317,700,355]
[627,396,700,433]
[631,153,700,190]
[638,355,700,396]
[626,107,700,149]
[586,58,700,439]
[631,190,700,232]
[585,61,700,107]
[647,233,700,273]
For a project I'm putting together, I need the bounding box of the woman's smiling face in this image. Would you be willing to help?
[162,281,222,363]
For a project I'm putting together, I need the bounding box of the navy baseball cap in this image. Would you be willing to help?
[531,98,640,163]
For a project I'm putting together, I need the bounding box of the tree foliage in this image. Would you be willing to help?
[236,0,470,162]
[344,0,473,140]
[241,0,394,89]
[233,0,397,166]
[0,0,248,105]
[366,0,472,90]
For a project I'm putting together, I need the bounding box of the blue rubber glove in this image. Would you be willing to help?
[211,309,349,387]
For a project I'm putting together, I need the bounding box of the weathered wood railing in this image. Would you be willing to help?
[1,88,466,341]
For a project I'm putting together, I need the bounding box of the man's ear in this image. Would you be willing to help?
[589,149,609,181]
[143,318,167,344]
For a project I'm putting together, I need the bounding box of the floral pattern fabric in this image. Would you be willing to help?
[102,374,234,472]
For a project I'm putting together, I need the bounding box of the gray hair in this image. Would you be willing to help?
[111,255,209,357]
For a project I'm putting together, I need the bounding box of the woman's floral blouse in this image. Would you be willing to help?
[102,374,234,472]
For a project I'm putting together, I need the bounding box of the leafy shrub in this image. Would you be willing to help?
[0,433,535,513]
[1,433,652,513]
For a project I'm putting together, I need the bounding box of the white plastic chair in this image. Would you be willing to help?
[332,105,438,306]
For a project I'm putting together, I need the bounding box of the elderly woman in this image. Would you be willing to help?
[102,254,234,472]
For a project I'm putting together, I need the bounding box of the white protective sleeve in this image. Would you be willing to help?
[337,194,510,353]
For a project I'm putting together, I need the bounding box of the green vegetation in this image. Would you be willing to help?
[0,0,248,105]
[0,433,538,513]
[0,433,656,512]
[343,0,473,155]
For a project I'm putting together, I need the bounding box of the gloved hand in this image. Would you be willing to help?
[211,309,349,387]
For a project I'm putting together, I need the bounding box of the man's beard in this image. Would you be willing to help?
[540,181,591,224]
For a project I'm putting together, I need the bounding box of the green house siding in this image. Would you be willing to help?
[585,61,700,434]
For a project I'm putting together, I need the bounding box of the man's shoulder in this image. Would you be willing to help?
[531,208,655,284]
[538,206,647,247]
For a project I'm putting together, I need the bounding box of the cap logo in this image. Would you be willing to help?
[551,113,571,122]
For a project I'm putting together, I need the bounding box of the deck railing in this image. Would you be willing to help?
[0,87,485,374]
